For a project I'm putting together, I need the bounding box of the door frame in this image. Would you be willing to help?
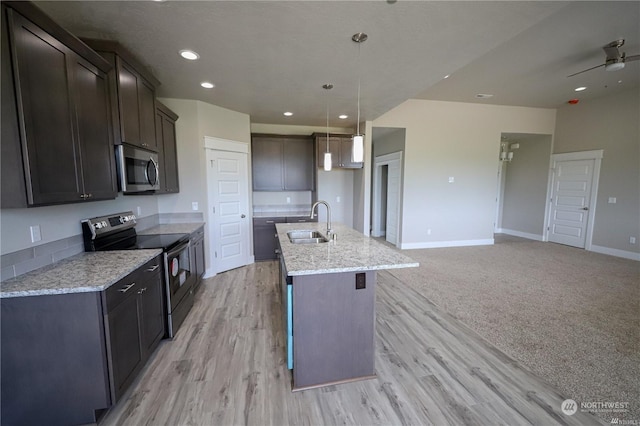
[204,136,253,277]
[371,151,402,246]
[544,149,603,250]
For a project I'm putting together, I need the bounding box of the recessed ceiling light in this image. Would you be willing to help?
[338,114,348,119]
[200,82,214,89]
[475,93,493,99]
[283,112,293,117]
[574,86,587,92]
[179,50,199,60]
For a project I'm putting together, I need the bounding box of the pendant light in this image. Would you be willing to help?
[322,84,333,171]
[351,32,367,163]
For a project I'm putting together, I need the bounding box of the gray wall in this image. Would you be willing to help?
[501,134,552,236]
[553,89,639,254]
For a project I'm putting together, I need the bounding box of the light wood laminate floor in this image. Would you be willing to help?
[99,262,603,425]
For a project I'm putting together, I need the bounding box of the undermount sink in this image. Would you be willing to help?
[287,230,329,244]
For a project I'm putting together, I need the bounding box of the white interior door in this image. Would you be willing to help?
[207,149,251,273]
[548,159,594,248]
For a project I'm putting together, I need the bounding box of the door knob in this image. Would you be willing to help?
[241,214,246,218]
[581,207,589,210]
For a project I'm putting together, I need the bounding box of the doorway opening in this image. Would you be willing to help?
[372,151,402,247]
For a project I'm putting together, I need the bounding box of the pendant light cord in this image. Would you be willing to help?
[356,41,361,136]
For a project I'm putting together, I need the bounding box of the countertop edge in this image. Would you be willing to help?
[288,262,420,276]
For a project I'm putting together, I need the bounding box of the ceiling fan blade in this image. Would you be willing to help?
[567,63,605,78]
[625,54,640,62]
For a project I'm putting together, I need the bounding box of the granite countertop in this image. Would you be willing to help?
[0,250,162,298]
[138,223,204,235]
[276,223,419,276]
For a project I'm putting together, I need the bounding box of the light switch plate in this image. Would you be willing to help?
[192,202,199,211]
[608,197,617,204]
[448,177,455,183]
[30,225,42,243]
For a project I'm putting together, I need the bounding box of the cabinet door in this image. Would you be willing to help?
[316,136,341,169]
[139,271,165,358]
[73,57,117,200]
[253,218,284,261]
[117,60,141,147]
[339,137,363,168]
[252,137,283,191]
[106,293,143,402]
[283,138,313,190]
[194,238,205,278]
[138,78,157,150]
[8,10,82,204]
[156,109,180,193]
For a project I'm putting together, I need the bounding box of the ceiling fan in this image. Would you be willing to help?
[568,39,640,77]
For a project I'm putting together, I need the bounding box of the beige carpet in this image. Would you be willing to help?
[384,235,639,422]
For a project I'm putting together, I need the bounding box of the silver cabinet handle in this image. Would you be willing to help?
[118,282,136,293]
[266,220,274,224]
[137,287,147,295]
[146,264,160,272]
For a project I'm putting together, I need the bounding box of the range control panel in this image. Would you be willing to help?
[82,211,137,238]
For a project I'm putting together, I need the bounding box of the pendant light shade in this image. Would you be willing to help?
[352,134,364,163]
[352,32,367,164]
[322,84,333,171]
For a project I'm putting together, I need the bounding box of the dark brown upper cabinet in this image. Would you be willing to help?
[314,133,363,169]
[155,101,180,194]
[251,134,315,192]
[82,39,160,152]
[1,3,117,207]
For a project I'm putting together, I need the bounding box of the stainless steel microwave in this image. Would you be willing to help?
[115,144,160,194]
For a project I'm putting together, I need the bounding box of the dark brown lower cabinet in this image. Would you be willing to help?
[0,256,165,426]
[190,226,206,292]
[253,217,286,261]
[254,216,318,261]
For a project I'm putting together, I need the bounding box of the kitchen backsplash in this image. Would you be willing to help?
[253,204,313,217]
[1,212,204,281]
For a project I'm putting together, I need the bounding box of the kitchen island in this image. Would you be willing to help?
[275,222,418,391]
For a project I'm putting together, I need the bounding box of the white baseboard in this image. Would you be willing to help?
[498,228,544,242]
[590,245,640,261]
[401,239,494,249]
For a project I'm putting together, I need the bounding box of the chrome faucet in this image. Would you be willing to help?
[311,200,332,236]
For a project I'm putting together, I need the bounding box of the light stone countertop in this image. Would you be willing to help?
[276,223,419,276]
[0,250,162,298]
[139,223,204,235]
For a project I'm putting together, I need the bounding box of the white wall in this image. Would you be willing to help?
[500,134,552,238]
[373,99,557,248]
[0,195,159,255]
[553,89,639,255]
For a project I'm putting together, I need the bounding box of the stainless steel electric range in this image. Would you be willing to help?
[82,211,196,338]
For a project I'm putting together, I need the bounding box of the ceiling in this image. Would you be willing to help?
[34,1,640,128]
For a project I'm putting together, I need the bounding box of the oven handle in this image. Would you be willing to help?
[165,240,190,259]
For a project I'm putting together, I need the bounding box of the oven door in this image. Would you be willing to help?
[164,240,194,312]
[116,144,160,193]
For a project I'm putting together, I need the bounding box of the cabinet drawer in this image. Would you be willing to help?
[253,217,286,227]
[105,256,162,311]
[286,216,318,223]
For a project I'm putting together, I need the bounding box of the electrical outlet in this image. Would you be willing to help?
[192,202,199,211]
[608,197,617,204]
[286,197,291,204]
[30,225,41,243]
[336,196,341,203]
[136,206,142,216]
[448,176,455,183]
[630,237,636,244]
[427,228,432,235]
